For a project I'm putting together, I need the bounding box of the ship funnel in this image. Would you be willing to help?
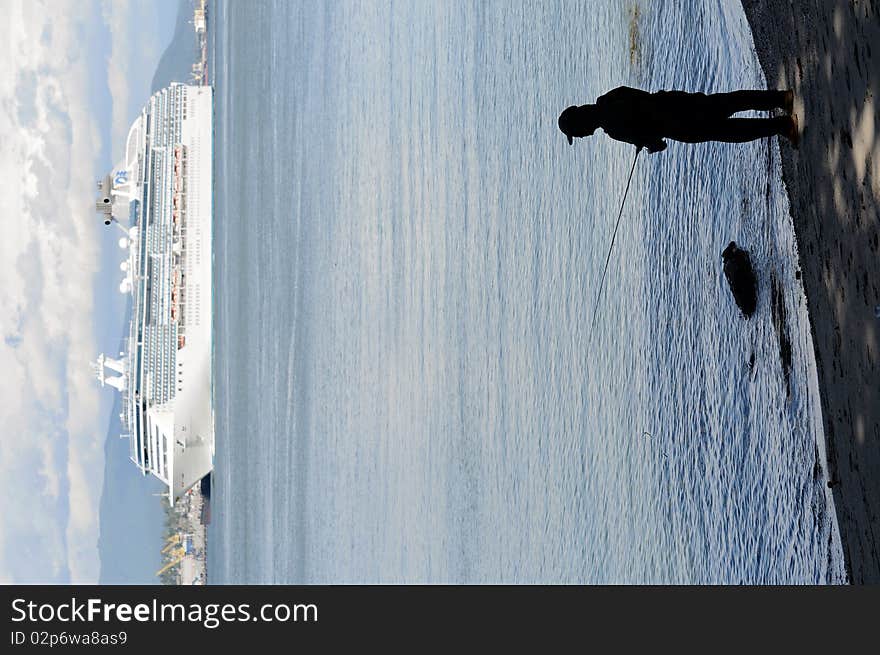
[95,174,114,223]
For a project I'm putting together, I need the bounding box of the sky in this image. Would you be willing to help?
[0,0,179,584]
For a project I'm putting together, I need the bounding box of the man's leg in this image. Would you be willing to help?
[707,90,789,117]
[697,116,791,143]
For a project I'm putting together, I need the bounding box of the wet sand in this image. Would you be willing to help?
[741,0,880,583]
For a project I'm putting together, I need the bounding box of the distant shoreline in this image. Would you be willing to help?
[741,0,880,584]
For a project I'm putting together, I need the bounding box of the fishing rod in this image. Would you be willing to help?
[588,146,642,344]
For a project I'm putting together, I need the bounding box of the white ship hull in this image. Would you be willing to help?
[168,86,214,500]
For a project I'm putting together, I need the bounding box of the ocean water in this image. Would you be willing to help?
[208,0,847,584]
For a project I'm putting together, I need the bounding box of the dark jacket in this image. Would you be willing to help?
[594,86,712,152]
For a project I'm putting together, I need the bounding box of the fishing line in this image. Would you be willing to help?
[588,147,642,345]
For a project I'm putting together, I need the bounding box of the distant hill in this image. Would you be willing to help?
[150,0,200,93]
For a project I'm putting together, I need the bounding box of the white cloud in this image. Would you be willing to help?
[0,0,105,583]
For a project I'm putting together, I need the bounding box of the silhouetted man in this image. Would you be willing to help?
[558,87,798,152]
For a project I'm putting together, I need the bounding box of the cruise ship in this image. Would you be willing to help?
[93,83,214,504]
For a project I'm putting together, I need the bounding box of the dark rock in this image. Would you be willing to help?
[722,241,758,318]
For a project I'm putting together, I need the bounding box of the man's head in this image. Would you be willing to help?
[558,105,600,145]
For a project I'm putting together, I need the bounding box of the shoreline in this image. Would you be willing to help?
[741,0,880,583]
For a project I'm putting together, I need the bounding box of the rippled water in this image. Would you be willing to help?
[209,0,846,583]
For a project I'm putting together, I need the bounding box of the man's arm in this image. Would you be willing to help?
[600,126,667,153]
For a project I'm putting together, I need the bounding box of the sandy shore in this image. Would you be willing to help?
[741,0,880,583]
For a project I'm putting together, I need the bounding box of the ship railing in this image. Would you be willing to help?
[128,429,138,460]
